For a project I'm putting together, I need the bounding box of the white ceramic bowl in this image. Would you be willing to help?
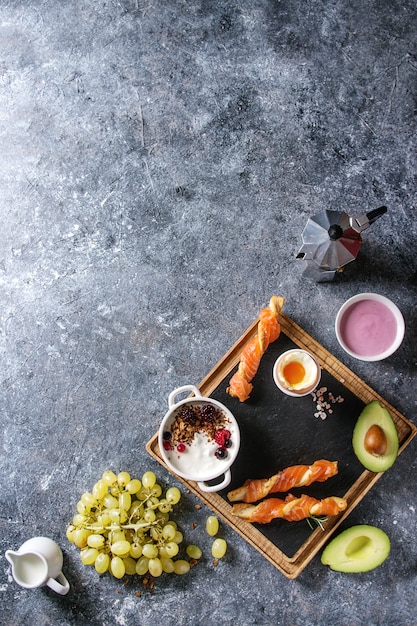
[273,349,321,397]
[335,293,405,361]
[158,385,240,493]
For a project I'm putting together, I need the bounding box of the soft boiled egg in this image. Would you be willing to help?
[273,349,320,396]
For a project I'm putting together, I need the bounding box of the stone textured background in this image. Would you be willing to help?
[0,1,416,624]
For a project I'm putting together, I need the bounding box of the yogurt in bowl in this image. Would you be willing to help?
[158,385,240,493]
[335,293,405,361]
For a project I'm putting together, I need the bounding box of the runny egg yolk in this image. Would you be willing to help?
[283,360,306,385]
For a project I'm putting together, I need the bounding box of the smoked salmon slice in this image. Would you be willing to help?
[226,295,285,402]
[227,459,338,503]
[231,493,347,524]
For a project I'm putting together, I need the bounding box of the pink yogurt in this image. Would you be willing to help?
[339,299,397,357]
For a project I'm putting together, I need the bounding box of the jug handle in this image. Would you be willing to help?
[46,572,70,595]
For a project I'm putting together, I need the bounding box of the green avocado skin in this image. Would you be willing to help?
[321,525,390,573]
[352,400,399,472]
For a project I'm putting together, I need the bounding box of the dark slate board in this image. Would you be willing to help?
[209,331,365,558]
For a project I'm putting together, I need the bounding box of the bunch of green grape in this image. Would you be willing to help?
[66,470,200,579]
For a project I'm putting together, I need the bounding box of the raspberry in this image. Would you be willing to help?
[214,429,231,447]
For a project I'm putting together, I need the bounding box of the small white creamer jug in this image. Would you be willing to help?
[5,536,70,595]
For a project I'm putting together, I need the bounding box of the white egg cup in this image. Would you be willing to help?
[273,349,321,397]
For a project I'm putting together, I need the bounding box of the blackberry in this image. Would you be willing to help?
[198,404,218,422]
[179,405,198,424]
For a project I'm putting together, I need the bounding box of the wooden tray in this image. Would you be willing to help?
[146,312,416,579]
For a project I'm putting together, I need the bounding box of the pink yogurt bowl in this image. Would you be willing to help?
[335,293,405,362]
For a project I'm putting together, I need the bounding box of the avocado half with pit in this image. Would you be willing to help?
[321,525,390,572]
[352,400,399,472]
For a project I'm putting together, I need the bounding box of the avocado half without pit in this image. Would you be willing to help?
[321,525,391,572]
[352,400,399,472]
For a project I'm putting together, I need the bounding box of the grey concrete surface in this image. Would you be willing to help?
[0,1,416,625]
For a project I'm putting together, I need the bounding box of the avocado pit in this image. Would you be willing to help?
[364,424,387,456]
[352,400,399,472]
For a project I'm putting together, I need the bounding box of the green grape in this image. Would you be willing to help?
[110,556,125,579]
[186,544,202,560]
[158,545,169,559]
[136,488,148,501]
[151,484,163,498]
[173,560,190,575]
[68,469,191,580]
[110,484,120,497]
[144,509,156,523]
[148,557,163,577]
[126,479,141,494]
[73,528,90,549]
[80,547,99,565]
[158,501,172,514]
[109,529,126,543]
[111,540,131,557]
[161,557,175,573]
[66,525,76,542]
[206,515,219,536]
[87,534,105,549]
[117,471,131,486]
[155,511,170,526]
[211,538,227,559]
[129,501,143,517]
[129,543,143,559]
[142,471,156,489]
[97,511,112,526]
[109,509,121,523]
[123,556,137,575]
[72,513,87,527]
[103,493,119,510]
[81,492,98,510]
[119,491,131,512]
[102,470,117,486]
[166,520,177,530]
[166,487,181,504]
[95,552,110,574]
[135,556,149,576]
[92,480,108,500]
[147,497,160,509]
[109,508,128,523]
[142,543,158,559]
[76,500,87,515]
[165,541,179,557]
[162,524,176,541]
[173,531,183,544]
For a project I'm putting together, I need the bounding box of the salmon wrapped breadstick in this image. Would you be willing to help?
[226,296,285,402]
[232,493,347,524]
[227,459,338,503]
